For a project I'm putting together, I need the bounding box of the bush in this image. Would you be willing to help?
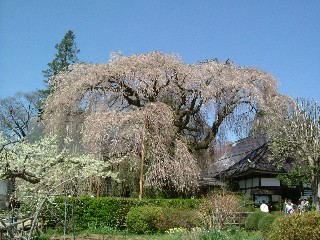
[43,197,200,231]
[155,207,202,232]
[245,211,269,230]
[60,197,135,230]
[268,211,320,240]
[126,206,164,234]
[198,191,242,229]
[258,214,278,232]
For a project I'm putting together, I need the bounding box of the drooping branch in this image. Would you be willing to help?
[2,169,40,184]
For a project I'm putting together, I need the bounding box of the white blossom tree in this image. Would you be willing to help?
[0,131,118,238]
[268,99,320,211]
[0,133,117,195]
[43,51,287,195]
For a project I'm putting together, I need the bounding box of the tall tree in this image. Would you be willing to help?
[42,30,80,97]
[268,99,320,211]
[43,51,288,195]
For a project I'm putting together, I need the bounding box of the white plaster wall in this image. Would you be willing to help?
[246,179,252,188]
[261,178,280,186]
[239,180,246,188]
[253,178,259,187]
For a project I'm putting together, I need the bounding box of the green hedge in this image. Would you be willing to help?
[43,197,200,231]
[268,211,320,240]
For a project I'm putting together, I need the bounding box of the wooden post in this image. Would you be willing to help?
[139,120,146,200]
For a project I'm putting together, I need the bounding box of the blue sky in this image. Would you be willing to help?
[1,0,319,102]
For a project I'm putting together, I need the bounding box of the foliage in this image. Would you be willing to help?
[142,198,200,209]
[268,211,320,240]
[199,228,264,240]
[33,228,62,240]
[165,227,188,234]
[154,207,202,232]
[197,191,242,229]
[268,98,320,210]
[0,131,119,239]
[43,51,287,195]
[41,197,200,231]
[237,193,255,212]
[244,211,269,230]
[199,230,228,240]
[35,228,265,240]
[0,133,116,195]
[84,223,124,235]
[42,30,80,96]
[60,197,134,230]
[257,214,278,232]
[126,206,164,234]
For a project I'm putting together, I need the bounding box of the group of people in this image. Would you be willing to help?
[283,198,310,215]
[260,197,310,214]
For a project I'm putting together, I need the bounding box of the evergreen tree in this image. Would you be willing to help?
[42,30,80,97]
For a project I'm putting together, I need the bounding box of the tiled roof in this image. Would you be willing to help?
[207,134,290,179]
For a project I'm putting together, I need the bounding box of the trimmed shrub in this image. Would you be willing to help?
[245,211,269,230]
[126,206,164,234]
[258,214,278,232]
[64,197,135,230]
[268,211,320,240]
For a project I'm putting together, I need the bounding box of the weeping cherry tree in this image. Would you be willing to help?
[43,51,287,195]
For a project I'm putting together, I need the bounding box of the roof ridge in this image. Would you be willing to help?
[216,135,268,162]
[234,133,267,144]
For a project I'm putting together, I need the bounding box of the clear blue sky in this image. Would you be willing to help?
[1,0,319,102]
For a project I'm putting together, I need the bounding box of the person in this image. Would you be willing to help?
[285,199,294,215]
[260,200,269,212]
[299,198,305,213]
[304,198,310,211]
[9,195,20,223]
[283,198,287,214]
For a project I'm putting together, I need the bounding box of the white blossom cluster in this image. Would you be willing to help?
[0,133,118,196]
